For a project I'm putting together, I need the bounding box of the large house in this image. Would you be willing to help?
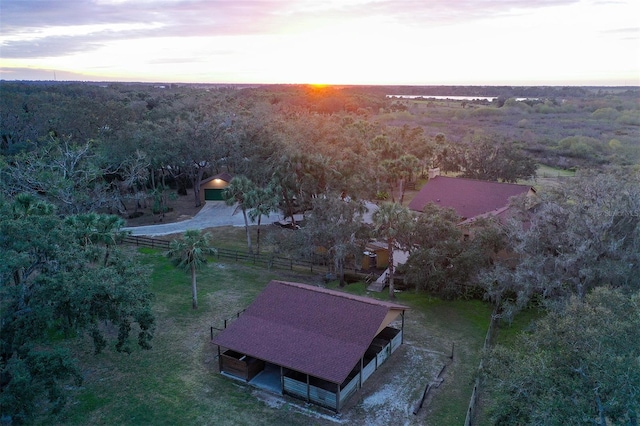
[408,170,535,223]
[212,280,408,412]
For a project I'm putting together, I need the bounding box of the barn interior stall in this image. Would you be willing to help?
[217,325,403,411]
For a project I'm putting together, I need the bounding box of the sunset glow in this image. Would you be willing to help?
[1,0,638,85]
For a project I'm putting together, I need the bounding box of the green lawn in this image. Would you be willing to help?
[535,164,576,178]
[42,239,491,425]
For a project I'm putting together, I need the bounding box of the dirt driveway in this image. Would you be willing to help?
[124,201,379,236]
[123,201,285,236]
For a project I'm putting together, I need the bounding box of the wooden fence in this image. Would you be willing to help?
[123,235,170,249]
[121,235,369,278]
[463,304,500,426]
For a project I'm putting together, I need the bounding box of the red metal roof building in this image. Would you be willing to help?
[212,280,408,411]
[408,175,535,220]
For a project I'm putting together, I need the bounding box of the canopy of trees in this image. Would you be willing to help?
[400,204,505,298]
[484,287,640,425]
[1,81,639,422]
[482,171,640,318]
[0,195,154,423]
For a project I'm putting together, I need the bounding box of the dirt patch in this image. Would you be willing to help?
[340,343,447,426]
[123,194,204,227]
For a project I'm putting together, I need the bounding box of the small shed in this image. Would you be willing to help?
[200,172,233,203]
[362,241,389,270]
[212,280,408,412]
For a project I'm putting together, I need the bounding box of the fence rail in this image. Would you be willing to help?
[464,304,500,426]
[121,234,371,278]
[122,235,170,249]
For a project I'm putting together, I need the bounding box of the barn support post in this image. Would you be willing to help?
[401,311,405,344]
[306,374,310,402]
[336,382,341,412]
[280,366,284,394]
[359,357,364,389]
[217,346,222,372]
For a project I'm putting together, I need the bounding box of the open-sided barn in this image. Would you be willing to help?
[212,280,408,411]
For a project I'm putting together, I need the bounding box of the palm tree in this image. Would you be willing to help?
[396,154,420,205]
[166,230,216,309]
[66,213,126,266]
[223,176,256,253]
[93,214,127,266]
[12,193,54,218]
[372,202,413,299]
[246,184,279,254]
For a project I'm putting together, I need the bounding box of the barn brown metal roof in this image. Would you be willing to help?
[408,176,534,220]
[212,280,407,384]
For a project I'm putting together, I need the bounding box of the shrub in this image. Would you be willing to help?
[470,107,504,117]
[591,107,620,120]
[616,111,640,126]
[375,190,389,201]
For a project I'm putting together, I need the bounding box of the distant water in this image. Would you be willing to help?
[387,95,538,101]
[387,95,496,101]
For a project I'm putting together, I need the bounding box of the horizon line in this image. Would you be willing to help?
[2,78,640,88]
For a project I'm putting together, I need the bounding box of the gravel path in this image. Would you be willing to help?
[123,202,285,236]
[123,201,380,236]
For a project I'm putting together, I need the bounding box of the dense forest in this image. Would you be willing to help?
[1,81,639,424]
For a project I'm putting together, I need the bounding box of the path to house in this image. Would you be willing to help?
[123,202,283,236]
[124,200,380,236]
[126,200,398,293]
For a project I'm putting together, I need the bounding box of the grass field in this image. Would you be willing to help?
[42,231,491,425]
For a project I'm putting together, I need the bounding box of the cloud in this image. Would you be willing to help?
[602,26,640,40]
[2,0,632,88]
[0,66,113,81]
[2,0,582,41]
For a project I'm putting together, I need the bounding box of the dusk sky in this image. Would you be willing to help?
[1,0,639,86]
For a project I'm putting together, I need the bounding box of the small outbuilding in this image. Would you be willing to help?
[212,280,408,412]
[200,172,233,203]
[362,241,389,270]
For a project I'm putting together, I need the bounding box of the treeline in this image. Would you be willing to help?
[0,82,537,217]
[478,171,640,424]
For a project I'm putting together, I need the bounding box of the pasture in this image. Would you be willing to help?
[48,242,491,425]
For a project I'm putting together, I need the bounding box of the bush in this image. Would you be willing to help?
[375,190,389,201]
[591,107,620,120]
[557,135,608,159]
[616,111,640,126]
[469,107,504,117]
